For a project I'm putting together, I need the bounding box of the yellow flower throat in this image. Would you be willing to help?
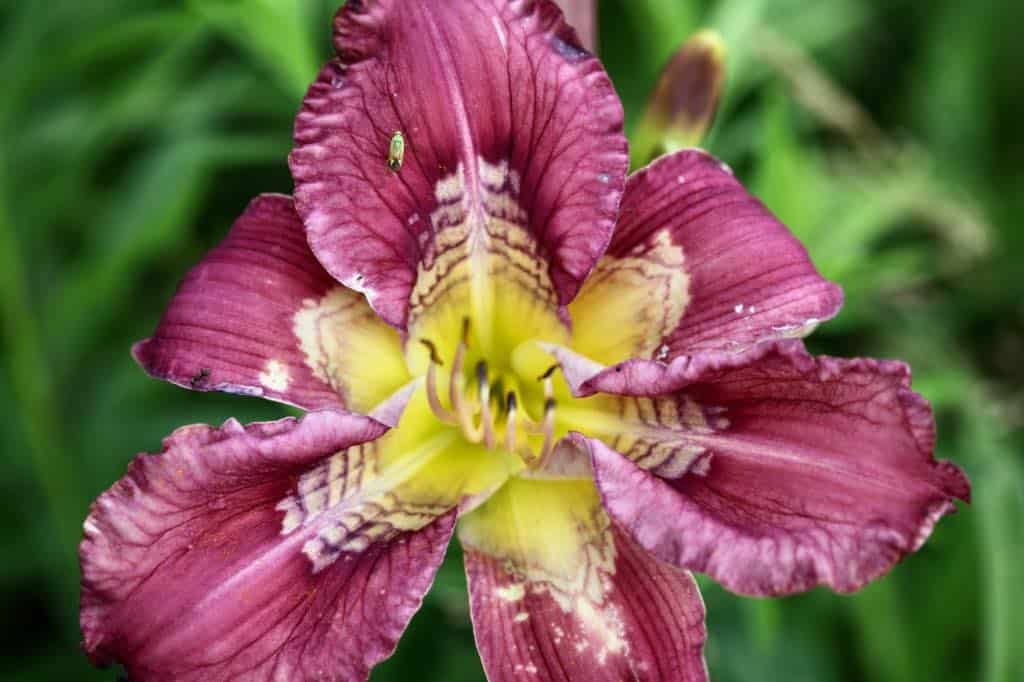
[419,319,560,470]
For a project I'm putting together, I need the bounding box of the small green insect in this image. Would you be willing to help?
[387,131,405,171]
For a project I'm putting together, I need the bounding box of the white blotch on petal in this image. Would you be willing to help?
[690,453,713,477]
[575,598,628,665]
[217,383,264,397]
[496,583,525,602]
[258,359,291,392]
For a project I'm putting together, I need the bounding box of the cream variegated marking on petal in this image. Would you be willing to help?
[407,158,568,367]
[561,393,729,479]
[496,583,525,602]
[293,286,409,412]
[276,432,454,573]
[569,230,689,366]
[460,478,629,664]
[257,359,290,392]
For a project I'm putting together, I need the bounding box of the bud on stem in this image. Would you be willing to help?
[633,29,726,166]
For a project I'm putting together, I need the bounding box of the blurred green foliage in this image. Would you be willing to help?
[0,0,1021,680]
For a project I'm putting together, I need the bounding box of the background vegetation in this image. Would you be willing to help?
[0,0,1020,680]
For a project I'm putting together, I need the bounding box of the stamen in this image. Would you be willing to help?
[537,397,557,465]
[504,391,518,453]
[450,328,481,442]
[477,361,496,449]
[518,362,559,436]
[420,339,456,424]
[492,378,505,413]
[538,364,560,381]
[540,365,558,401]
[419,322,561,463]
[419,338,444,367]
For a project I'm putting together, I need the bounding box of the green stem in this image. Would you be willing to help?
[849,577,915,682]
[0,153,80,563]
[968,406,1021,682]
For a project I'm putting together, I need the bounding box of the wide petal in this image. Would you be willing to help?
[569,150,842,365]
[133,194,409,412]
[80,410,456,681]
[460,477,708,680]
[290,0,628,333]
[572,341,970,595]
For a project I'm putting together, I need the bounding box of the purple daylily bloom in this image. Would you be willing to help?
[80,1,970,680]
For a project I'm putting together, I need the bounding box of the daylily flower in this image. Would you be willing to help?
[80,1,970,680]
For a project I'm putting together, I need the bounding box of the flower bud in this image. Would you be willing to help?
[634,29,726,164]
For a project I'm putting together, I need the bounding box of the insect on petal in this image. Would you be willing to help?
[290,0,628,330]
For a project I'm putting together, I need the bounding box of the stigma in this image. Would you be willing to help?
[420,320,557,467]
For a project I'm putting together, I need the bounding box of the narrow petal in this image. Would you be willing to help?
[134,194,409,412]
[460,477,708,680]
[574,342,970,595]
[570,150,842,364]
[290,0,627,332]
[81,410,455,681]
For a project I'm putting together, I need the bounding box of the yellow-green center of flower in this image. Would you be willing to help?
[419,319,559,470]
[288,160,695,576]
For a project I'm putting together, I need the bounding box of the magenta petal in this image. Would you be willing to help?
[465,524,708,681]
[134,194,358,410]
[289,0,627,328]
[581,342,970,595]
[80,411,455,681]
[608,149,843,357]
